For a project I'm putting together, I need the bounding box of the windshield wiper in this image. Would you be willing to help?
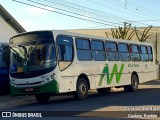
[16,41,41,60]
[28,41,40,56]
[9,45,19,55]
[17,44,27,59]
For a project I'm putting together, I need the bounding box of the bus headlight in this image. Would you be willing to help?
[43,79,47,84]
[10,79,15,86]
[51,73,56,80]
[43,73,56,84]
[47,78,50,82]
[43,78,51,84]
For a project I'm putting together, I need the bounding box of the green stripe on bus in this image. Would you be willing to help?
[98,63,125,86]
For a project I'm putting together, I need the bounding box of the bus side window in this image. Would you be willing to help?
[130,44,141,61]
[58,45,73,61]
[58,45,65,60]
[57,35,74,71]
[105,42,119,61]
[140,46,149,62]
[91,40,105,61]
[76,38,91,61]
[148,46,153,61]
[118,43,130,61]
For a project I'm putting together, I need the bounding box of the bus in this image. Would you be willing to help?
[9,30,157,102]
[0,42,9,94]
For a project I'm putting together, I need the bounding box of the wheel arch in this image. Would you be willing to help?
[132,71,139,84]
[77,73,90,90]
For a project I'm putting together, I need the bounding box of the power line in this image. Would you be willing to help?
[12,0,122,28]
[85,0,151,26]
[39,0,154,27]
[129,19,160,22]
[87,0,160,26]
[42,0,126,22]
[40,0,133,26]
[128,0,160,16]
[12,0,160,29]
[103,0,152,18]
[27,0,124,26]
[105,0,159,19]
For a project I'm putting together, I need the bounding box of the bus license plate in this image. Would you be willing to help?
[25,88,33,92]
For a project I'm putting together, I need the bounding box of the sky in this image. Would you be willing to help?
[1,0,160,32]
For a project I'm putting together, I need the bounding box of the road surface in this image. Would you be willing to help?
[0,80,160,120]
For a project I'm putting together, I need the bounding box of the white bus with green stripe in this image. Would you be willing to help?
[9,30,156,102]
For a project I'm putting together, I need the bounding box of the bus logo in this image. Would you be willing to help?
[98,64,125,86]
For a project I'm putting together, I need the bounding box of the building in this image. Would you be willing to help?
[0,4,25,94]
[0,4,25,42]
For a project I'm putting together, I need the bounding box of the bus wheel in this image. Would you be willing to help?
[35,94,50,103]
[97,88,110,94]
[74,77,88,100]
[124,74,139,92]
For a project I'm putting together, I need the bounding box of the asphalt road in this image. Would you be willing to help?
[0,80,160,120]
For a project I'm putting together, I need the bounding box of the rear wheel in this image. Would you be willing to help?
[124,74,139,92]
[35,94,50,103]
[97,88,110,94]
[74,77,88,100]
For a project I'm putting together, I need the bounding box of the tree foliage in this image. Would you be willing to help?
[135,25,153,42]
[105,23,135,40]
[105,23,153,42]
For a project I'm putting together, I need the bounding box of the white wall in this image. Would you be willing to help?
[0,16,18,43]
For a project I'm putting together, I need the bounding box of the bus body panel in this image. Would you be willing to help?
[9,30,157,96]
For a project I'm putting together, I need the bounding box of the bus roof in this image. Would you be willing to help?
[52,30,153,46]
[10,30,153,46]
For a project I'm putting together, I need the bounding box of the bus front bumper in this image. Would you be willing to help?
[10,79,59,96]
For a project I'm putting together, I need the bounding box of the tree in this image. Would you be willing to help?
[105,22,135,40]
[135,25,153,42]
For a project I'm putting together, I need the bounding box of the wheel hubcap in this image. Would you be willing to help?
[79,83,86,96]
[132,76,138,89]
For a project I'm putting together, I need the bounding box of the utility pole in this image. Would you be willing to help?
[156,33,158,64]
[155,32,160,79]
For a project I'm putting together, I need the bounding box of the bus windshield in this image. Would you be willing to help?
[9,31,56,78]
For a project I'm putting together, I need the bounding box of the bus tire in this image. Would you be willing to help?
[97,88,110,94]
[124,74,139,92]
[74,77,88,100]
[35,94,50,103]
